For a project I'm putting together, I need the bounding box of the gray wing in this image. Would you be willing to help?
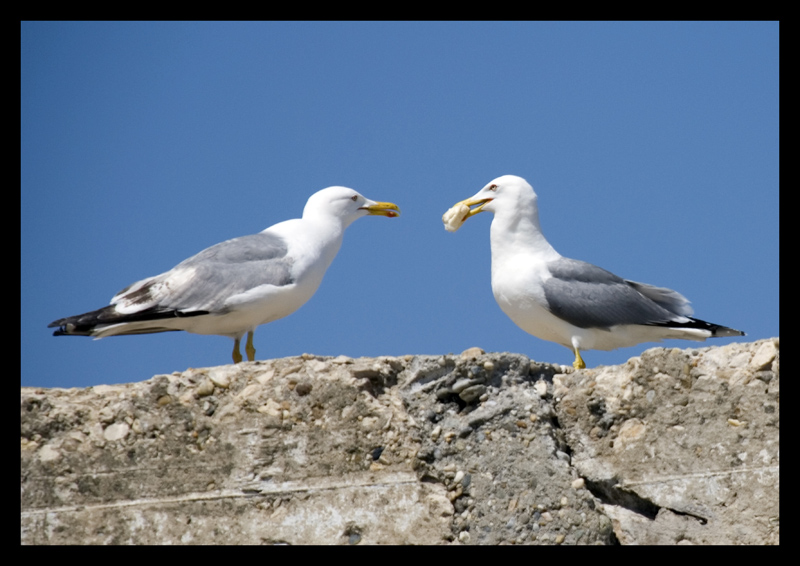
[175,232,292,279]
[115,232,295,313]
[49,232,296,335]
[542,258,688,330]
[624,279,693,317]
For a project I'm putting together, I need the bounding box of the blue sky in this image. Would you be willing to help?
[21,21,779,388]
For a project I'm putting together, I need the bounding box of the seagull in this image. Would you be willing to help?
[49,186,400,364]
[444,174,744,369]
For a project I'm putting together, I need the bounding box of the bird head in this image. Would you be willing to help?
[304,186,400,228]
[443,175,536,231]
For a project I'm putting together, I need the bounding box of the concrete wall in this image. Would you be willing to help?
[21,339,779,544]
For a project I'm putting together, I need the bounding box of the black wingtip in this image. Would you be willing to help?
[703,321,745,338]
[712,324,746,338]
[648,317,746,338]
[48,318,68,335]
[50,323,92,337]
[48,306,213,338]
[48,313,98,337]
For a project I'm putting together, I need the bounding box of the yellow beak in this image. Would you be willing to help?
[457,197,493,221]
[361,201,401,218]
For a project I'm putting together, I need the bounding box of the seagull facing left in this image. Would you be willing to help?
[49,186,400,364]
[444,174,744,369]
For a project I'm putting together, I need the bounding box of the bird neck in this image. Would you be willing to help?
[304,215,346,263]
[489,209,560,260]
[269,215,345,274]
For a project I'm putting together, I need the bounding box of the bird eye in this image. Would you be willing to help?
[351,195,358,202]
[488,184,498,191]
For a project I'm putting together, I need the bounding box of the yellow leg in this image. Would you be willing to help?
[245,331,256,362]
[232,338,243,364]
[572,347,586,369]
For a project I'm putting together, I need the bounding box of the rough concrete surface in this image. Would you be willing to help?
[21,338,778,544]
